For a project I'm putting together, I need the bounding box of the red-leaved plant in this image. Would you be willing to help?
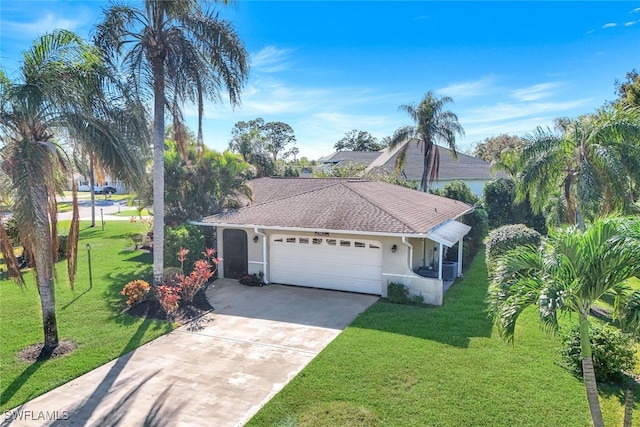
[176,247,219,303]
[156,285,181,315]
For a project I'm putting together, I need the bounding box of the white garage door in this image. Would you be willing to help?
[270,234,382,294]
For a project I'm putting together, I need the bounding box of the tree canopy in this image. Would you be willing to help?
[334,129,387,152]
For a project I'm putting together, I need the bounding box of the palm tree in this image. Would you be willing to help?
[486,216,640,427]
[517,109,640,228]
[0,30,147,353]
[95,0,249,285]
[389,91,464,192]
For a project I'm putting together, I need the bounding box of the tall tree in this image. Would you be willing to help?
[388,91,464,192]
[473,133,524,163]
[517,109,640,228]
[334,129,386,152]
[229,118,297,174]
[96,0,249,285]
[487,216,640,427]
[614,69,640,109]
[0,30,147,353]
[263,121,296,162]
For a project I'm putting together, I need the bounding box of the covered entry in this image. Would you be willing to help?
[269,234,382,294]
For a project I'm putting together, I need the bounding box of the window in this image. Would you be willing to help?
[286,237,296,243]
[299,238,309,244]
[340,240,351,247]
[369,244,380,249]
[327,239,337,246]
[274,238,283,242]
[312,238,322,245]
[354,241,365,248]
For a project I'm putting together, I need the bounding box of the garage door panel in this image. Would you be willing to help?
[270,235,382,294]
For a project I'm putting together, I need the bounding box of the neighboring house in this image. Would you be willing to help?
[365,139,506,196]
[71,173,128,194]
[195,177,472,305]
[317,151,382,174]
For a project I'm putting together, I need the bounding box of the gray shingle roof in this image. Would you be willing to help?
[200,177,472,236]
[317,151,382,166]
[366,139,506,181]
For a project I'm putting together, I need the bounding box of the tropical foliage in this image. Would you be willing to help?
[516,109,640,227]
[486,216,640,427]
[165,139,251,224]
[389,91,464,192]
[96,0,249,285]
[0,30,147,352]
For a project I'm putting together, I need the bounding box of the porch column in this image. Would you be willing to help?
[438,242,443,280]
[457,237,463,277]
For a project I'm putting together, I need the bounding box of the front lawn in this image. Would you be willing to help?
[0,221,172,412]
[248,251,639,426]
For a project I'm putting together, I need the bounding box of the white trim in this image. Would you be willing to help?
[383,273,421,279]
[253,227,269,284]
[247,261,263,264]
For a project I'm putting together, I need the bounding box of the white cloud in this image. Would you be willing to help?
[602,23,617,29]
[510,82,561,102]
[463,99,593,125]
[1,13,84,38]
[631,7,640,14]
[437,75,496,99]
[250,46,295,73]
[625,21,638,27]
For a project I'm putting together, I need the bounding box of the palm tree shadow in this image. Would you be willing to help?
[0,359,44,408]
[48,317,166,426]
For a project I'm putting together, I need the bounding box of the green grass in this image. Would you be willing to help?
[248,251,639,427]
[113,208,151,217]
[0,221,172,412]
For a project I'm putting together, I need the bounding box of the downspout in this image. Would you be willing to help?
[401,236,413,272]
[254,227,269,283]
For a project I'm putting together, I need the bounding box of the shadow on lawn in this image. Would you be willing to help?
[352,255,494,348]
[0,358,45,409]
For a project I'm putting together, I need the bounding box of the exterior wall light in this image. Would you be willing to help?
[253,236,259,243]
[391,244,397,253]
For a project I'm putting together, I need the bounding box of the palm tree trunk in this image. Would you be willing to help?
[420,143,432,192]
[623,387,633,427]
[579,314,604,427]
[152,58,165,286]
[32,184,58,352]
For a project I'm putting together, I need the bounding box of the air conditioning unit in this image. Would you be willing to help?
[442,261,458,281]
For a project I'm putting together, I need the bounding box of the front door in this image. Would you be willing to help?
[223,229,248,279]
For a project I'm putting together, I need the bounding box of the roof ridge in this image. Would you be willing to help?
[341,181,419,233]
[247,178,344,208]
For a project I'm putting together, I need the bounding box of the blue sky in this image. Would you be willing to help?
[1,1,639,159]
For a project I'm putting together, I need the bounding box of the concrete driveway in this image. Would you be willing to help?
[5,280,378,426]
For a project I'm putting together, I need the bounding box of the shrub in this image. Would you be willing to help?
[437,181,487,266]
[560,324,637,383]
[483,178,516,229]
[485,224,541,273]
[57,234,69,258]
[162,267,183,287]
[387,282,409,304]
[239,273,263,287]
[483,178,547,234]
[156,285,181,315]
[164,224,205,269]
[121,280,151,306]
